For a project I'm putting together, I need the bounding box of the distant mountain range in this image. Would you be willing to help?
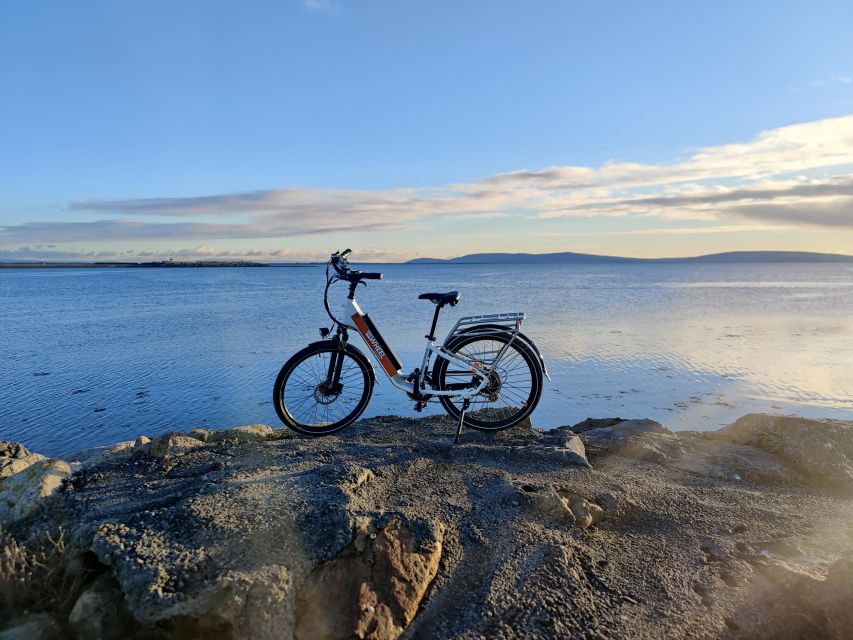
[406,251,853,265]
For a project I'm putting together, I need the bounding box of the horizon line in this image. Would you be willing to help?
[4,248,853,267]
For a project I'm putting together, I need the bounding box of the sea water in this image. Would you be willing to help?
[2,262,852,456]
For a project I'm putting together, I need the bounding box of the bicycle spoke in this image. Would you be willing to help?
[439,335,537,427]
[280,349,368,430]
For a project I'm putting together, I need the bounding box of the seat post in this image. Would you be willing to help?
[426,304,442,341]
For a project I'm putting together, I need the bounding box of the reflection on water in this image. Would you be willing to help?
[2,263,852,456]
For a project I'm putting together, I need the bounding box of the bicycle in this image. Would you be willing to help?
[273,249,550,442]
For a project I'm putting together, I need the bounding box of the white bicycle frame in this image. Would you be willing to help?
[343,296,525,400]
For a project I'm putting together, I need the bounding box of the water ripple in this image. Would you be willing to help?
[2,263,852,456]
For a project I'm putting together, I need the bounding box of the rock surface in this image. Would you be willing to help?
[2,414,853,639]
[576,416,838,487]
[190,424,275,444]
[295,515,443,640]
[0,457,72,524]
[710,413,853,491]
[68,573,134,640]
[1,440,46,478]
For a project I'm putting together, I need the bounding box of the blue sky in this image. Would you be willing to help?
[1,0,852,261]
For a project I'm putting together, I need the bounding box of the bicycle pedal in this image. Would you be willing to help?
[414,400,427,412]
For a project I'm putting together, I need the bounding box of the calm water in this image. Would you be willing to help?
[2,263,853,456]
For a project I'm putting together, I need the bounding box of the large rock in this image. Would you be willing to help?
[573,418,807,486]
[14,414,853,639]
[0,441,32,462]
[190,424,275,444]
[69,573,135,640]
[0,614,61,640]
[730,554,853,639]
[710,414,853,490]
[0,458,72,524]
[808,558,853,638]
[0,441,46,478]
[295,516,444,640]
[68,435,154,468]
[141,432,205,458]
[573,418,681,463]
[530,428,592,468]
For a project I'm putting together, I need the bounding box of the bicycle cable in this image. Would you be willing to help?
[323,259,357,330]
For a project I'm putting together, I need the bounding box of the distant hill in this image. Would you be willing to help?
[669,251,853,263]
[406,251,853,265]
[407,251,641,264]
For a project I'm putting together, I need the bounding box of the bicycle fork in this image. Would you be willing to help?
[323,331,348,394]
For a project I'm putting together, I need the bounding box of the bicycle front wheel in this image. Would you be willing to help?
[273,342,374,436]
[433,332,543,431]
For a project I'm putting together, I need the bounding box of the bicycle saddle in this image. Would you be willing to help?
[418,291,461,307]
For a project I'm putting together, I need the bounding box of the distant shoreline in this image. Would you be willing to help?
[0,261,322,269]
[4,249,853,269]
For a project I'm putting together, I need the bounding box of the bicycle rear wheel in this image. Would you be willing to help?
[273,342,374,436]
[433,332,543,431]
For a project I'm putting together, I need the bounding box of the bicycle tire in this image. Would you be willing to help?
[433,332,543,431]
[273,342,374,436]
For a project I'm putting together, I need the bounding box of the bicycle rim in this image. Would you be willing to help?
[435,334,542,430]
[275,344,372,435]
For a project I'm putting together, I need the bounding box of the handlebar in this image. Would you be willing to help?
[329,250,383,281]
[324,250,384,328]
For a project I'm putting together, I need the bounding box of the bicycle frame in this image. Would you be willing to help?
[340,295,525,400]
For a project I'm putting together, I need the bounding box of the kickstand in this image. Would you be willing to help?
[453,398,470,445]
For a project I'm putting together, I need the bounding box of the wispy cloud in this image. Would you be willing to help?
[532,223,798,238]
[810,74,852,87]
[304,0,340,15]
[2,115,852,248]
[610,224,801,236]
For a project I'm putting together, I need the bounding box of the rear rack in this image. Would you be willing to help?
[443,312,525,346]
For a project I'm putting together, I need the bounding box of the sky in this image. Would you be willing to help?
[1,0,852,262]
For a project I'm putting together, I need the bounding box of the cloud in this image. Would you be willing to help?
[577,177,853,227]
[456,212,512,220]
[810,74,852,87]
[618,178,853,208]
[304,0,340,14]
[727,200,853,227]
[610,224,801,236]
[532,223,800,238]
[0,217,407,244]
[2,114,853,249]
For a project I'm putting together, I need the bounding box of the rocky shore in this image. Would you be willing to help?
[1,413,852,639]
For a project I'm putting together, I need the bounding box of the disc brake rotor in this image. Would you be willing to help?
[313,383,340,405]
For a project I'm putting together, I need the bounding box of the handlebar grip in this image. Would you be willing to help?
[341,248,352,258]
[361,272,383,280]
